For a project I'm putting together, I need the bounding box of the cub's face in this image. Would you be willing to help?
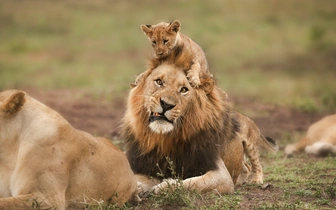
[141,20,181,58]
[141,64,194,134]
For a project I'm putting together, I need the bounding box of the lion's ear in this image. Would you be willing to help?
[1,91,26,114]
[199,76,215,94]
[168,20,181,33]
[140,24,152,37]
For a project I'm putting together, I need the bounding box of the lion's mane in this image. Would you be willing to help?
[122,53,239,180]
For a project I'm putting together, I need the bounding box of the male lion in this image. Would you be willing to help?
[136,20,210,88]
[122,58,244,195]
[285,114,336,157]
[0,90,138,210]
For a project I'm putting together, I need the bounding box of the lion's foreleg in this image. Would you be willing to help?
[153,159,234,194]
[0,194,56,210]
[135,174,160,197]
[236,158,251,186]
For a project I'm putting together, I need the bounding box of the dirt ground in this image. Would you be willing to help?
[23,87,325,141]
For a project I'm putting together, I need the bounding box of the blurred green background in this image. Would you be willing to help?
[0,0,335,112]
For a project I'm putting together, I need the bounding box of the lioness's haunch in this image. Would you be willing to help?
[285,114,336,157]
[122,62,244,195]
[0,90,138,210]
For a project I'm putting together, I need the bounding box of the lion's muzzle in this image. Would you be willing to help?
[149,112,172,123]
[148,98,176,134]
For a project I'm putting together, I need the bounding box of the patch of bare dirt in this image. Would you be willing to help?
[23,87,326,141]
[23,87,125,139]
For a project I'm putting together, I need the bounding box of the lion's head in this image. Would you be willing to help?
[141,20,181,58]
[122,61,231,156]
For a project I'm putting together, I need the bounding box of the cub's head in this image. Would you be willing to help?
[141,20,181,59]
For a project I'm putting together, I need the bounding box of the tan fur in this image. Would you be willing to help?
[235,112,278,185]
[0,90,138,210]
[137,20,210,88]
[122,61,244,195]
[285,114,336,157]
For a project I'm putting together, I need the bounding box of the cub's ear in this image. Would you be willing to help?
[2,91,26,114]
[140,24,152,37]
[199,75,215,94]
[168,20,181,33]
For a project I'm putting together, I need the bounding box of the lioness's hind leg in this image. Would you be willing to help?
[305,142,336,156]
[0,194,57,210]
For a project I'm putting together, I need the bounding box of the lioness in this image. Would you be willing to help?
[0,90,138,210]
[122,55,244,195]
[285,114,336,157]
[138,20,210,88]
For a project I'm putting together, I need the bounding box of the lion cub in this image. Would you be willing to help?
[138,20,210,88]
[234,112,278,185]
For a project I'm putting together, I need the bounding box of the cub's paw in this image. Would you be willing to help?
[186,72,201,88]
[247,173,263,184]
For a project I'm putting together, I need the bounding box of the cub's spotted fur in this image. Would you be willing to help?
[235,112,278,184]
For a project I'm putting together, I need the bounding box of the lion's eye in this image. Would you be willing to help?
[180,87,189,94]
[163,39,169,45]
[152,41,156,46]
[154,79,163,86]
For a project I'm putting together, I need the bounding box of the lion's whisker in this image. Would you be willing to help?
[132,94,151,98]
[180,115,197,133]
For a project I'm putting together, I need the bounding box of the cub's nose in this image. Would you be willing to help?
[160,98,175,112]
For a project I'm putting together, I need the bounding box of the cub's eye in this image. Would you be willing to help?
[163,39,169,45]
[152,41,156,46]
[180,87,189,94]
[154,79,163,86]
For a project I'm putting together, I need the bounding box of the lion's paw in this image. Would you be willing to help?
[151,179,180,194]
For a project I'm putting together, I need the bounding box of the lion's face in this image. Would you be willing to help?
[141,20,181,59]
[142,64,194,134]
[124,62,221,154]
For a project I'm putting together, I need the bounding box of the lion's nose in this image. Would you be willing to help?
[160,98,175,112]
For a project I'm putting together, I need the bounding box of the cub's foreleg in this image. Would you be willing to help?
[186,62,201,88]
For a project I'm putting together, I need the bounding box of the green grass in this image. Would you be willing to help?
[85,134,336,209]
[1,1,335,209]
[0,0,336,111]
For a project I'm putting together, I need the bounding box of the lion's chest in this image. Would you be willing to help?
[126,133,222,179]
